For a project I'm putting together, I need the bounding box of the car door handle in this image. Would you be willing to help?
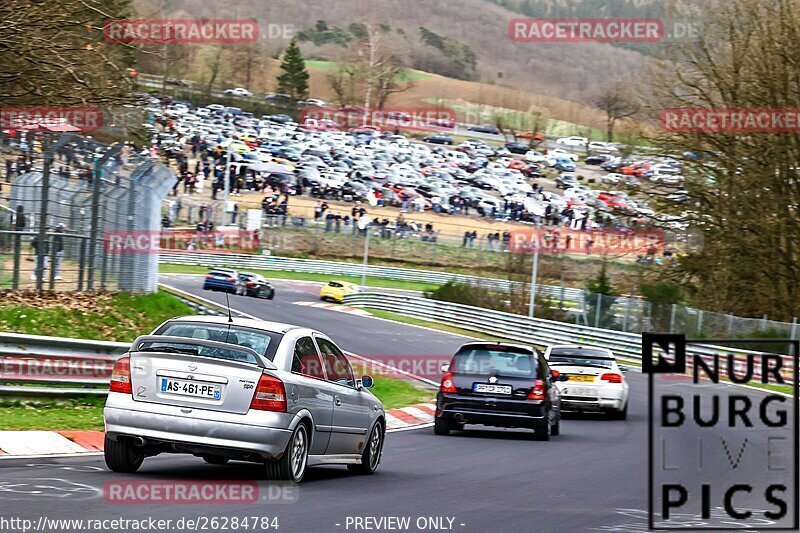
[335,396,342,406]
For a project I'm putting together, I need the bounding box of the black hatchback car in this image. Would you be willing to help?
[435,342,564,440]
[238,272,275,299]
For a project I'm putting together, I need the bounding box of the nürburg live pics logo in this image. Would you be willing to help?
[644,333,798,530]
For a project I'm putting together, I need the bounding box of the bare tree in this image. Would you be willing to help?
[329,24,413,112]
[0,0,135,107]
[593,82,639,142]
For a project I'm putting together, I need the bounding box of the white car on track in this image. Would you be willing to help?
[224,87,253,97]
[543,345,630,419]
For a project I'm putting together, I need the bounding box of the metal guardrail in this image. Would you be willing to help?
[0,286,229,396]
[158,250,584,302]
[342,293,795,378]
[2,286,791,398]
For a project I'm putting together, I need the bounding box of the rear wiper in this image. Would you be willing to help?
[138,346,199,355]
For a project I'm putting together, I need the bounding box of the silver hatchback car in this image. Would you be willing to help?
[103,316,385,483]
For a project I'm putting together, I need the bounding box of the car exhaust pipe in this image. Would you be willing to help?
[132,437,146,447]
[454,413,465,424]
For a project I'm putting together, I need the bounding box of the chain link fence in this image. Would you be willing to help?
[0,132,176,292]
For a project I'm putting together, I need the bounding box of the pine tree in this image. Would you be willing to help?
[276,40,309,100]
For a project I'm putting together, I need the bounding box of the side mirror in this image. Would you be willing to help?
[619,365,628,373]
[550,369,560,383]
[360,375,374,389]
[559,374,569,382]
[440,363,450,373]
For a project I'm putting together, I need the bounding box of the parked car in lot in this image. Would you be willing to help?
[547,148,580,162]
[555,173,581,189]
[203,269,245,294]
[240,272,275,299]
[585,154,614,165]
[587,141,618,153]
[551,157,576,172]
[103,316,386,481]
[320,280,360,303]
[525,149,547,163]
[504,142,532,155]
[434,342,564,440]
[543,345,629,419]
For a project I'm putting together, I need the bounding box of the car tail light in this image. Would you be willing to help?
[205,275,213,279]
[527,379,547,400]
[246,281,255,287]
[601,373,623,383]
[109,356,132,394]
[226,277,236,282]
[440,372,457,394]
[250,373,286,412]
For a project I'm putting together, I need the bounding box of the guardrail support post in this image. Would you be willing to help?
[697,310,704,336]
[669,303,677,333]
[622,295,630,332]
[361,223,371,287]
[11,216,22,290]
[594,293,601,328]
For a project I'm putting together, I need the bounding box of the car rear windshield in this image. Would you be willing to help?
[549,348,614,368]
[450,346,537,377]
[151,322,282,362]
[208,271,235,278]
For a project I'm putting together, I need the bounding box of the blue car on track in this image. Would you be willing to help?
[202,269,244,294]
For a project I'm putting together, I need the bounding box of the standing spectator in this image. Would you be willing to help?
[431,195,441,213]
[585,236,594,255]
[462,231,470,247]
[53,224,65,280]
[30,234,49,280]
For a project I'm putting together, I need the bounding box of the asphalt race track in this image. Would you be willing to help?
[0,275,793,533]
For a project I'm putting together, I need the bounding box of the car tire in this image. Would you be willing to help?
[267,292,275,300]
[348,421,384,475]
[202,455,230,465]
[533,416,551,441]
[266,423,309,483]
[104,435,145,473]
[433,416,451,436]
[611,402,628,421]
[551,413,561,436]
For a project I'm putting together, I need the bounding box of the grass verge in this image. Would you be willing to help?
[368,377,433,410]
[364,307,523,343]
[0,397,106,431]
[0,291,191,342]
[159,263,440,292]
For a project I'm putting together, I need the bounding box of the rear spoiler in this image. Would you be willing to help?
[130,335,277,370]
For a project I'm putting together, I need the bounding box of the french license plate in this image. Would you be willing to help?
[473,383,512,395]
[569,375,595,383]
[160,378,221,399]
